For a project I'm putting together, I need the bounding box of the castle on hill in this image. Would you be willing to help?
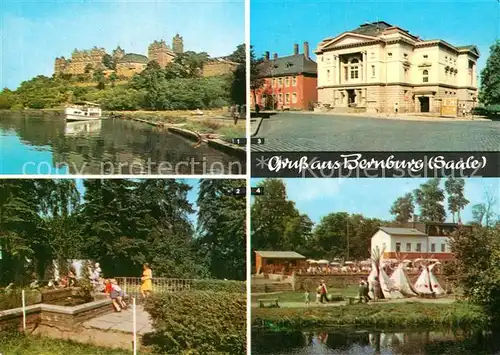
[54,34,238,78]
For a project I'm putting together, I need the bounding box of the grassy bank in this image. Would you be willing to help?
[252,301,488,331]
[251,286,359,303]
[108,110,245,140]
[0,332,129,355]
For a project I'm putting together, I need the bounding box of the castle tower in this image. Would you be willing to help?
[172,34,184,54]
[112,46,126,62]
[148,40,175,68]
[54,57,68,75]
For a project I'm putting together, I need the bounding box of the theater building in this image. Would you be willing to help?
[251,42,317,111]
[315,21,479,115]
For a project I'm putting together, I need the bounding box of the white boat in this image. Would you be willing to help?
[65,102,102,121]
[64,120,102,136]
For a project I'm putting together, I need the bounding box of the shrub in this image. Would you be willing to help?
[191,279,245,293]
[144,291,246,354]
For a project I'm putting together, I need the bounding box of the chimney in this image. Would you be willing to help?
[412,214,418,227]
[304,41,310,59]
[293,43,299,55]
[273,53,278,60]
[264,51,270,61]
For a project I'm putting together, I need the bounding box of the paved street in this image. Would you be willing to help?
[83,305,153,335]
[252,113,500,151]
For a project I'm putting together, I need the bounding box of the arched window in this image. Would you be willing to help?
[422,70,429,83]
[350,58,359,79]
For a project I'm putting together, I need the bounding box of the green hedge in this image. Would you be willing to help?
[252,301,488,332]
[144,291,246,354]
[191,279,245,293]
[471,105,500,117]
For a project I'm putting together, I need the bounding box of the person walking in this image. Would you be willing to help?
[319,280,329,304]
[140,263,153,299]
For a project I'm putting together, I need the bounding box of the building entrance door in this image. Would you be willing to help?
[347,89,356,106]
[419,96,430,113]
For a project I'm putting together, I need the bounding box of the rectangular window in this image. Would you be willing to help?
[388,52,392,57]
[292,76,297,86]
[441,244,446,252]
[431,243,436,252]
[327,70,330,80]
[406,243,411,252]
[273,78,276,87]
[285,77,290,87]
[423,54,428,59]
[395,242,401,252]
[371,65,375,77]
[344,67,348,81]
[285,93,290,103]
[278,93,283,102]
[292,93,297,103]
[278,78,283,86]
[416,243,422,252]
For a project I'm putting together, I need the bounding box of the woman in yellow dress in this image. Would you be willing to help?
[140,263,153,299]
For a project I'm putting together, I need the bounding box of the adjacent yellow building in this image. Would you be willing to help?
[316,21,480,115]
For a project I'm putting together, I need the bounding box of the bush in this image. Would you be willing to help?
[472,105,500,117]
[144,291,246,354]
[191,279,245,293]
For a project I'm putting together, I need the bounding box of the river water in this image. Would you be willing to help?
[252,329,500,355]
[0,114,245,175]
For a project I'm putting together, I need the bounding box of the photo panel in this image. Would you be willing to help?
[1,0,247,176]
[0,178,247,354]
[250,177,499,354]
[249,0,500,178]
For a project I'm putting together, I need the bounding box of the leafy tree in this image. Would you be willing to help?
[444,177,469,223]
[102,54,114,70]
[250,46,264,110]
[471,187,498,226]
[251,179,299,251]
[227,44,245,64]
[413,179,446,222]
[196,179,246,280]
[479,40,500,106]
[231,60,246,105]
[390,193,414,223]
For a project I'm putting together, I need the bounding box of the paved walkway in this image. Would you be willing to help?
[252,112,500,151]
[83,305,153,335]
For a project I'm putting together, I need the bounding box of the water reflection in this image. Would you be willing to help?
[0,114,245,175]
[252,329,500,354]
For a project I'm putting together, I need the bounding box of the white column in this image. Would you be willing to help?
[335,55,340,84]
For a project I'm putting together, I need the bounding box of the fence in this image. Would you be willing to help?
[114,277,194,300]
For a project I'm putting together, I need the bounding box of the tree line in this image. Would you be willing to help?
[0,44,246,111]
[251,178,497,262]
[0,179,246,286]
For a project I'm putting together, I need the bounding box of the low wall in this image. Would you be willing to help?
[294,273,449,291]
[0,294,113,332]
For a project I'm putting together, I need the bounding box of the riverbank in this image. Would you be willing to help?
[252,301,488,331]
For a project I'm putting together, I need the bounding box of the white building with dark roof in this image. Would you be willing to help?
[315,21,479,115]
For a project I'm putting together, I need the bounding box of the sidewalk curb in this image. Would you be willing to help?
[251,117,264,137]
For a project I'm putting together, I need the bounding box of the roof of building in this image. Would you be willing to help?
[118,53,149,64]
[257,54,317,77]
[379,227,427,236]
[255,251,306,259]
[350,21,393,37]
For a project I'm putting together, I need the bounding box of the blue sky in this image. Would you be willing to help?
[75,178,200,227]
[1,0,244,89]
[251,0,500,77]
[251,178,499,224]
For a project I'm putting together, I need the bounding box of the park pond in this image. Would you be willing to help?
[0,113,245,175]
[252,328,500,354]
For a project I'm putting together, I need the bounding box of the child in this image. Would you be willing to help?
[316,285,322,303]
[304,290,310,305]
[110,279,127,310]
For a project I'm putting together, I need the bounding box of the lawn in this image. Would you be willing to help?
[251,285,359,303]
[0,332,130,355]
[252,301,488,331]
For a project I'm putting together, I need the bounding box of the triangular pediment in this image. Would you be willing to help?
[320,33,378,51]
